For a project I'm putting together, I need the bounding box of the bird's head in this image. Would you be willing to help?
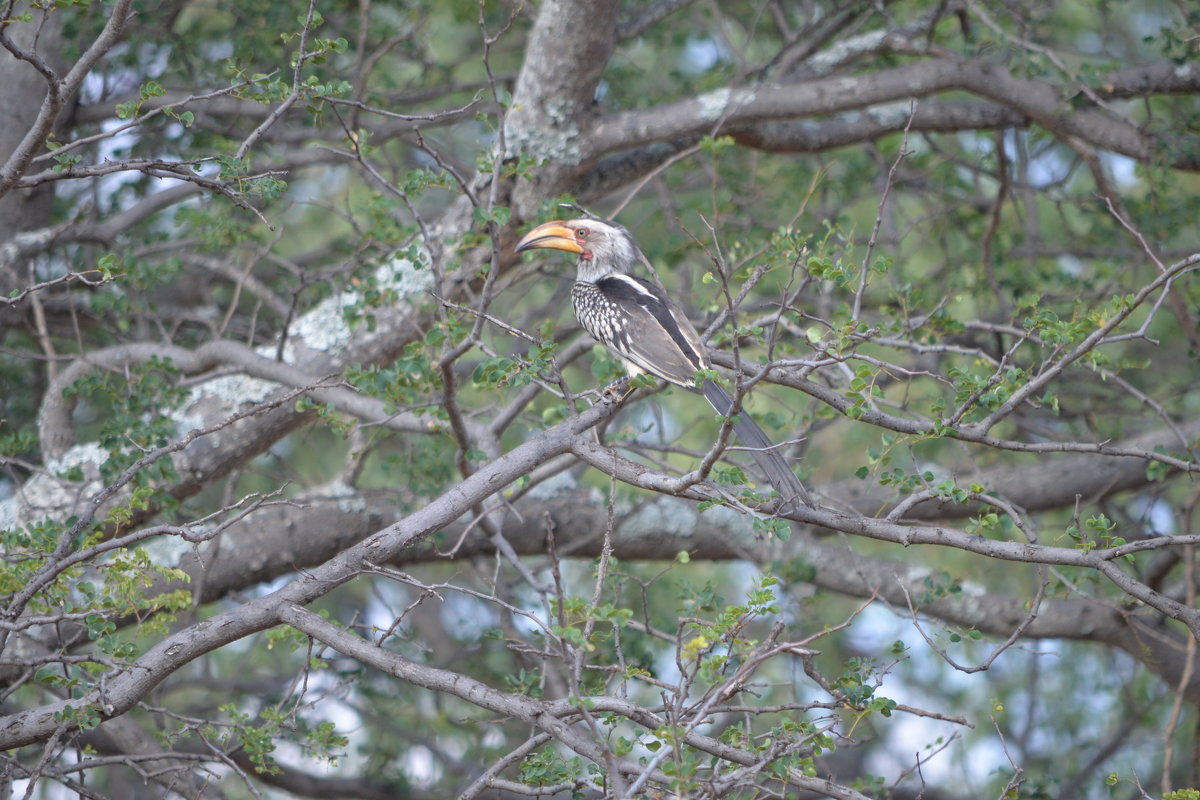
[515,217,639,282]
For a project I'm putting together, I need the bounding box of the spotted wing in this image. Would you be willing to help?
[572,274,709,387]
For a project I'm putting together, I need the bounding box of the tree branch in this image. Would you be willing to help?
[584,57,1200,170]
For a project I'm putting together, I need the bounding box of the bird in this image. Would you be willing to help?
[515,216,811,509]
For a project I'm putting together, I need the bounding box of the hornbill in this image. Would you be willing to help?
[515,217,811,509]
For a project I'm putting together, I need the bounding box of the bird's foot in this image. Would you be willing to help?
[600,376,634,404]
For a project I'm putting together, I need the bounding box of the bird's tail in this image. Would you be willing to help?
[701,381,811,509]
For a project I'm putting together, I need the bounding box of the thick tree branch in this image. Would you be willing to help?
[584,57,1200,169]
[568,435,1200,638]
[0,399,619,750]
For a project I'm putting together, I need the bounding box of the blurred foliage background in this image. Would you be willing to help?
[1,0,1200,798]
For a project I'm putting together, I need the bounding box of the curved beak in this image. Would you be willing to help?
[515,221,583,254]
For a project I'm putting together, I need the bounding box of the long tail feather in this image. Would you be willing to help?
[701,381,811,508]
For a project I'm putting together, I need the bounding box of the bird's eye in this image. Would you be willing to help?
[576,228,588,239]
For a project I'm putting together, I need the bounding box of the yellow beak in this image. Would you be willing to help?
[515,221,583,254]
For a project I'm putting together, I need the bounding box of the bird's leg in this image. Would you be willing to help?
[600,376,634,404]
